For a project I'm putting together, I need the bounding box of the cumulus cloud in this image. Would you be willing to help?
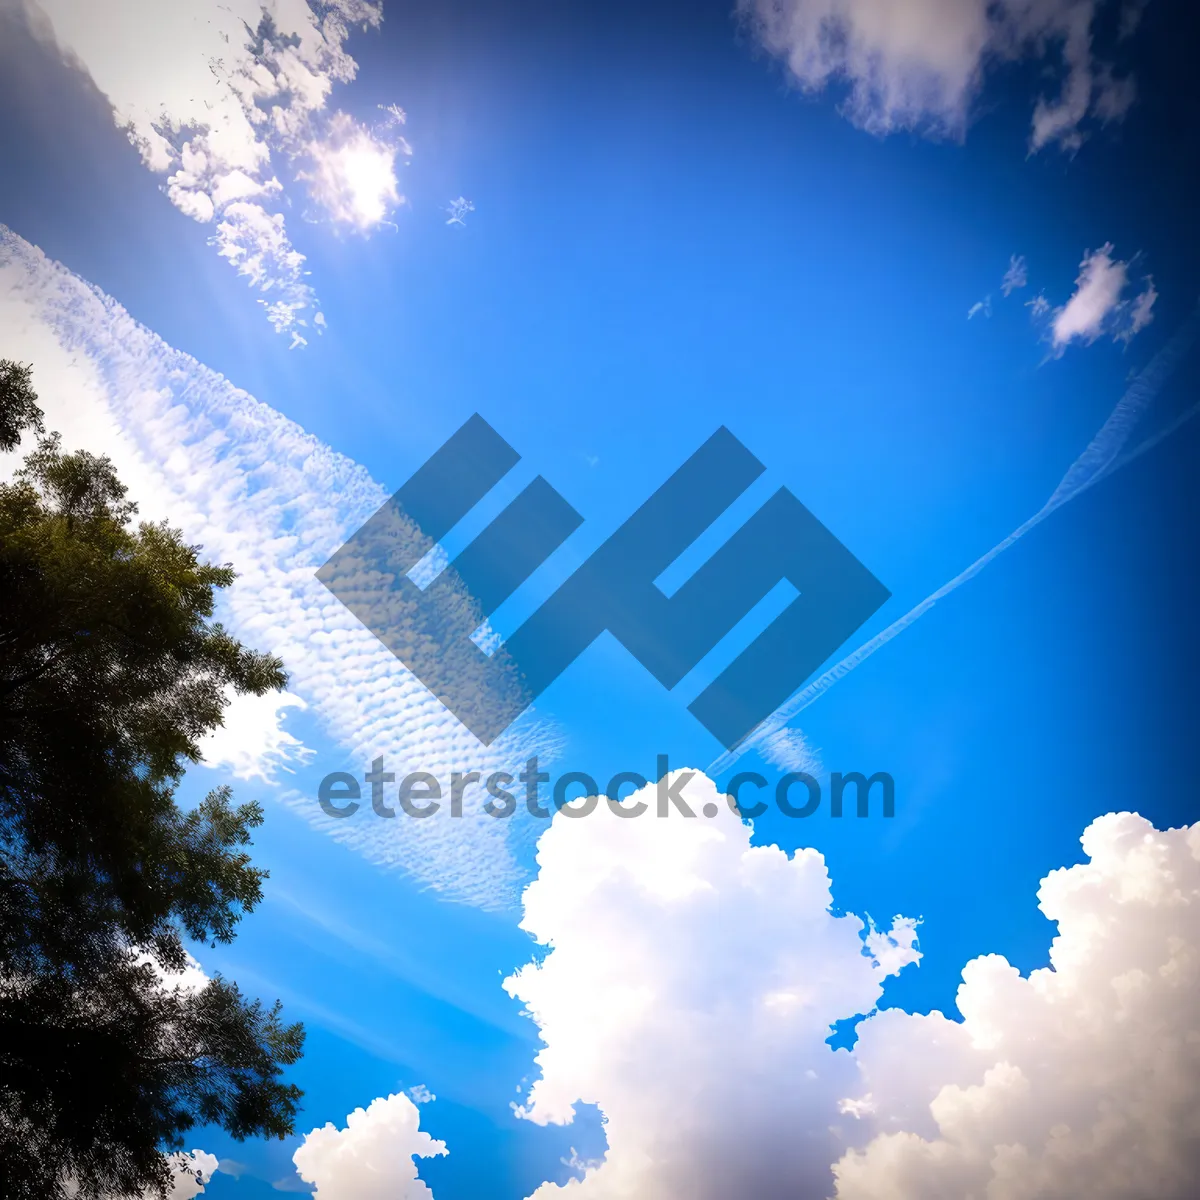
[738,0,1138,151]
[1,227,558,907]
[197,687,313,781]
[21,0,406,339]
[1001,253,1028,297]
[834,812,1200,1199]
[291,1092,447,1199]
[507,774,1200,1200]
[505,772,921,1198]
[1051,243,1156,350]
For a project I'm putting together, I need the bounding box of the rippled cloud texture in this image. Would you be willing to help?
[0,227,553,908]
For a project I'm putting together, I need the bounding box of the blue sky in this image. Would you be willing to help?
[2,1,1199,1197]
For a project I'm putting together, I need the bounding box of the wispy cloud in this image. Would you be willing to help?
[1052,244,1130,346]
[738,0,1137,152]
[1001,254,1028,297]
[445,197,475,227]
[0,227,556,908]
[21,0,407,341]
[755,725,822,775]
[1049,243,1157,350]
[1120,274,1158,345]
[714,297,1200,776]
[967,295,992,320]
[967,249,1154,349]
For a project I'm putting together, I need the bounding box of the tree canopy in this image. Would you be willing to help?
[0,361,304,1199]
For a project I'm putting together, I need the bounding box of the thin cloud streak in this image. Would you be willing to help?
[713,300,1200,776]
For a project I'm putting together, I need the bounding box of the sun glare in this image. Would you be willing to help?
[306,118,401,232]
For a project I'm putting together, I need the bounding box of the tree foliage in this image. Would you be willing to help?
[0,360,43,453]
[0,362,304,1198]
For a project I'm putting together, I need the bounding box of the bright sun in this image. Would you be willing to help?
[307,117,401,232]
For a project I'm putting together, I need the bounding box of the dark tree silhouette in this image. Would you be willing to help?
[0,361,304,1199]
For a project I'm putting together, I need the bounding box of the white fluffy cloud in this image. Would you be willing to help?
[291,1092,447,1199]
[505,772,921,1198]
[21,0,406,341]
[1051,243,1157,349]
[197,687,313,781]
[738,0,1137,151]
[834,811,1200,1199]
[506,774,1200,1200]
